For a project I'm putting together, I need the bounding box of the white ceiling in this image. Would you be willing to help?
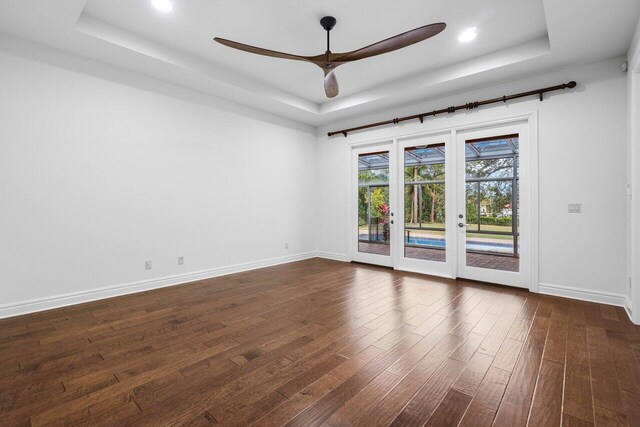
[0,0,638,127]
[82,0,548,103]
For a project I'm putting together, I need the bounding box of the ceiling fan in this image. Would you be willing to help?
[214,17,446,98]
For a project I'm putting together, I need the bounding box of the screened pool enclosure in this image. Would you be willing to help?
[358,135,520,272]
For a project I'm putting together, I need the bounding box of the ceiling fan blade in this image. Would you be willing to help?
[331,22,446,63]
[324,70,339,98]
[214,37,314,63]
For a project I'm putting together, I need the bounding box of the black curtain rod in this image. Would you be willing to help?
[328,81,577,137]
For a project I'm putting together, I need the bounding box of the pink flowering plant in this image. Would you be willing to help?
[378,203,390,225]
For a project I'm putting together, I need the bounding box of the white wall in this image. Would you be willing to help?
[0,40,634,321]
[317,57,630,309]
[0,50,317,317]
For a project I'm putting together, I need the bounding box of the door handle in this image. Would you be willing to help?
[458,223,466,228]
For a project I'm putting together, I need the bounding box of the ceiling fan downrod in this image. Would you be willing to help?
[320,16,337,53]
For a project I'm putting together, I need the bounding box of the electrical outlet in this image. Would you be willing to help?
[178,256,184,265]
[568,203,582,213]
[284,242,289,250]
[145,261,152,270]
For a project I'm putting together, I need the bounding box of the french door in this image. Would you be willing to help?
[350,119,533,290]
[396,132,455,277]
[455,122,530,288]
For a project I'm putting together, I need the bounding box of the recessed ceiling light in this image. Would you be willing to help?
[151,0,173,13]
[458,27,477,43]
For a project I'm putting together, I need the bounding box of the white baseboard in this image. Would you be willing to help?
[2,259,635,325]
[0,251,318,320]
[315,251,349,262]
[538,282,634,322]
[625,295,634,323]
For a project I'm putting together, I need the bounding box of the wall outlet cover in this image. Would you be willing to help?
[568,203,582,213]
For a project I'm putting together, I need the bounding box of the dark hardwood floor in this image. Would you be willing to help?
[1,258,639,426]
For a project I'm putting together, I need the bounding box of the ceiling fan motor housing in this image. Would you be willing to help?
[320,16,337,32]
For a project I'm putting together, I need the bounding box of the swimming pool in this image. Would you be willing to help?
[360,235,514,253]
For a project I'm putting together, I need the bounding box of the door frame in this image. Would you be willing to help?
[630,51,640,324]
[345,111,539,293]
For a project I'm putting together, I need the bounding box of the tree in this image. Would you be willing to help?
[404,163,445,226]
[466,158,514,179]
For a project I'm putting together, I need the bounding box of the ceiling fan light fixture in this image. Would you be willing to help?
[151,0,173,13]
[458,27,477,43]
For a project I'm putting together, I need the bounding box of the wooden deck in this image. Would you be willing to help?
[359,242,520,272]
[0,258,638,426]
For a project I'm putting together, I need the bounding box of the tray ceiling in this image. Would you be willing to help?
[0,0,638,126]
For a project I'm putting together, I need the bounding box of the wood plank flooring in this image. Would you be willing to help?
[0,258,639,426]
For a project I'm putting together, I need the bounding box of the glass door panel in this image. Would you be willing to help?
[463,135,520,272]
[352,145,395,267]
[403,146,446,262]
[357,152,391,256]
